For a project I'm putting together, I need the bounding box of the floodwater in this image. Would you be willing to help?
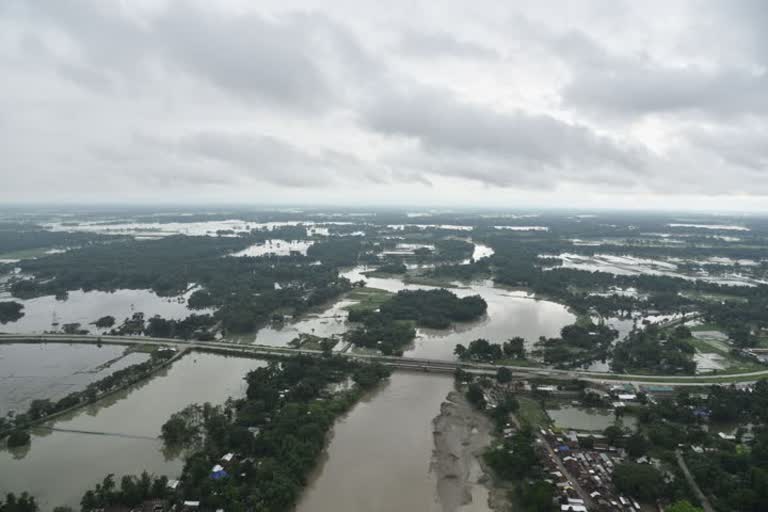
[0,352,266,510]
[340,267,575,359]
[552,253,766,287]
[44,220,353,238]
[295,372,453,512]
[0,343,149,414]
[230,239,314,257]
[0,288,205,334]
[546,405,637,432]
[250,298,354,348]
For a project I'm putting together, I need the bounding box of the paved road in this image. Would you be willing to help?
[3,333,768,386]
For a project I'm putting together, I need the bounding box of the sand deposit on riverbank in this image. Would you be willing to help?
[432,390,510,512]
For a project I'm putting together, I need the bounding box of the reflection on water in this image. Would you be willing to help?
[295,372,452,512]
[0,352,267,510]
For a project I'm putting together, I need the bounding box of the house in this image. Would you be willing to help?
[221,453,234,463]
[211,464,228,480]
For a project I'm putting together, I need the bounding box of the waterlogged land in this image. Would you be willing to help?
[0,288,205,334]
[0,343,149,413]
[0,351,266,509]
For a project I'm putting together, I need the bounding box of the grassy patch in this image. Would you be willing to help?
[343,287,394,313]
[689,322,725,332]
[681,291,748,303]
[516,396,550,427]
[685,336,730,355]
[401,274,461,288]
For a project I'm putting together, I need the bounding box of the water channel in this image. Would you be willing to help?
[295,372,454,512]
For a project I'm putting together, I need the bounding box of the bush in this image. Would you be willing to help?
[7,430,31,448]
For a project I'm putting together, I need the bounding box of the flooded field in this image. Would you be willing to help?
[231,239,314,257]
[0,351,266,510]
[43,220,354,238]
[546,404,637,432]
[295,372,456,512]
[551,253,767,287]
[250,298,354,347]
[0,343,149,413]
[0,288,205,334]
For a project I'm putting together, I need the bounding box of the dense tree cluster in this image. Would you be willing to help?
[378,289,487,329]
[80,473,170,511]
[0,301,24,324]
[612,324,696,374]
[454,337,526,362]
[0,493,37,512]
[534,322,618,368]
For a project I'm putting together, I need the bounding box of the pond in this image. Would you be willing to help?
[0,351,267,510]
[546,404,637,432]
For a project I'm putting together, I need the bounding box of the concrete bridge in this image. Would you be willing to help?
[2,333,767,386]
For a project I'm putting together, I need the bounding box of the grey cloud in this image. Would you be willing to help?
[363,86,649,187]
[512,15,768,119]
[102,131,388,189]
[396,30,498,59]
[10,0,372,111]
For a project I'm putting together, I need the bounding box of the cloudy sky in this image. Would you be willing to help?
[2,0,767,210]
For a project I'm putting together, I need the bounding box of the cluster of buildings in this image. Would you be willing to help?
[540,428,643,512]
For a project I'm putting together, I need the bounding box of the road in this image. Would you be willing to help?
[676,450,715,512]
[2,333,768,386]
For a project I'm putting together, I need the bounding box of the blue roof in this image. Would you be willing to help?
[211,470,228,480]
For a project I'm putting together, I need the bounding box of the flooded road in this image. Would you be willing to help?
[0,352,266,510]
[295,372,455,512]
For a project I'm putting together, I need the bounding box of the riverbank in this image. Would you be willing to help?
[432,390,510,512]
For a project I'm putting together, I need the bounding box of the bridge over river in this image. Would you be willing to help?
[2,333,767,387]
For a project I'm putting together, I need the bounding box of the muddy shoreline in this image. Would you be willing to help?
[431,390,511,512]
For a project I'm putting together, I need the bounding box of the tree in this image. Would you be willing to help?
[0,493,38,512]
[6,430,31,448]
[466,383,486,409]
[503,337,526,359]
[517,480,555,512]
[454,344,468,359]
[613,463,665,501]
[626,433,648,458]
[0,302,24,324]
[496,367,512,383]
[666,501,703,512]
[603,425,624,445]
[93,315,116,329]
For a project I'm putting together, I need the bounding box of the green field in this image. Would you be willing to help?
[516,396,551,427]
[343,287,394,313]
